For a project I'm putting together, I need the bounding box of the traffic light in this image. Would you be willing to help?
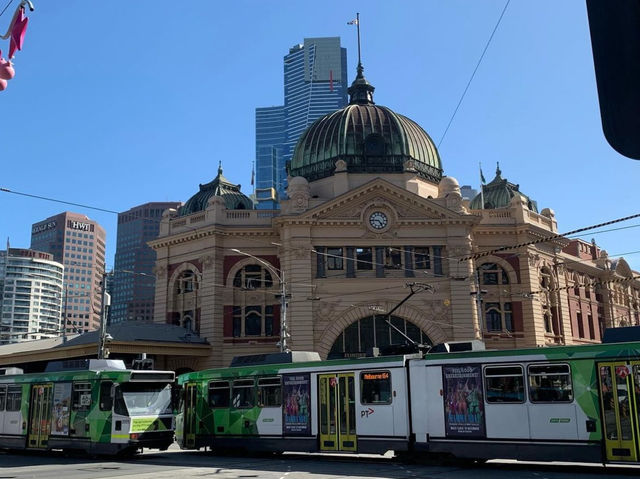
[586,0,640,160]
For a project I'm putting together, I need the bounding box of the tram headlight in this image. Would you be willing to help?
[130,433,139,440]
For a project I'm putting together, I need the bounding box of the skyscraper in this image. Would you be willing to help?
[255,106,286,209]
[255,37,348,209]
[0,248,64,344]
[30,212,106,334]
[110,202,180,324]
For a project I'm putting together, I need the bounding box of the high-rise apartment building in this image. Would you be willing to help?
[255,37,348,209]
[110,202,180,324]
[0,248,64,344]
[30,212,106,333]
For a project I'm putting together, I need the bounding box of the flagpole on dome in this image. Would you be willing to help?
[347,13,361,68]
[479,162,486,210]
[251,159,255,196]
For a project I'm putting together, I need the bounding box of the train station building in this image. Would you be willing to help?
[149,63,640,371]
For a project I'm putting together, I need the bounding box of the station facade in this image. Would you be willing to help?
[150,64,640,371]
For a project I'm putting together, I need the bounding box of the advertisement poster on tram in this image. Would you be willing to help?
[443,365,486,438]
[283,373,310,435]
[51,383,71,435]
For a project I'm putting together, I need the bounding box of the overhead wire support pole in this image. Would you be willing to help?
[97,271,111,359]
[230,248,290,353]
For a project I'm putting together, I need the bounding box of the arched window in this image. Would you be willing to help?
[233,264,273,289]
[328,316,432,359]
[477,263,510,285]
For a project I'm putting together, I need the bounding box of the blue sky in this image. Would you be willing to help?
[1,0,638,270]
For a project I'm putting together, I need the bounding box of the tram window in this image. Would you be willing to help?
[232,379,255,409]
[0,385,6,411]
[99,381,113,411]
[72,382,92,411]
[258,377,281,407]
[484,365,525,403]
[528,364,573,403]
[208,381,230,408]
[6,386,22,411]
[361,371,392,404]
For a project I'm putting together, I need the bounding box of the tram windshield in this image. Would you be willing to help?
[114,383,172,416]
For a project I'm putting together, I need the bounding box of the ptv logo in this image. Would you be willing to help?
[361,407,374,418]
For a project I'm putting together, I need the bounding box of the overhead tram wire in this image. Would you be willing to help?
[7,187,638,288]
[0,0,15,17]
[458,211,640,262]
[437,0,511,149]
[1,187,119,214]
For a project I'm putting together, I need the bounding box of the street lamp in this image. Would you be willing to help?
[230,248,290,352]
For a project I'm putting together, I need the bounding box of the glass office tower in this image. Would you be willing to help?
[255,106,286,209]
[110,202,180,324]
[255,37,348,209]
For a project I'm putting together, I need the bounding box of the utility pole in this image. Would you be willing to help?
[97,271,111,359]
[62,285,68,342]
[230,249,290,353]
[277,268,290,353]
[471,267,487,340]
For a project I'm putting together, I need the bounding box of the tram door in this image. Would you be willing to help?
[598,362,640,462]
[183,383,198,448]
[28,384,53,449]
[318,373,356,452]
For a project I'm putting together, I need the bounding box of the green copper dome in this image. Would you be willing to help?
[288,64,442,183]
[179,163,253,216]
[470,164,538,212]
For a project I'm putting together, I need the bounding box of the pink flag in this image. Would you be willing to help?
[9,7,29,59]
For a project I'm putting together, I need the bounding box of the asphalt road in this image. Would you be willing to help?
[1,445,639,479]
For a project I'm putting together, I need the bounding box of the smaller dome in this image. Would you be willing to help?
[470,164,538,212]
[179,163,253,216]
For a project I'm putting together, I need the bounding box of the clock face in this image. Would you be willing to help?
[369,211,388,230]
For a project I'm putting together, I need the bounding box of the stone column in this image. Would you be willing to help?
[552,261,573,345]
[519,250,547,347]
[200,245,224,369]
[280,227,315,352]
[152,245,169,325]
[448,240,480,341]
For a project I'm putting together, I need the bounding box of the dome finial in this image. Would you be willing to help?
[218,161,223,176]
[347,13,375,105]
[496,161,501,177]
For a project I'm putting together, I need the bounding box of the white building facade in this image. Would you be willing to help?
[0,248,64,344]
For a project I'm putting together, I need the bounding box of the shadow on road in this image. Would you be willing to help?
[1,447,639,477]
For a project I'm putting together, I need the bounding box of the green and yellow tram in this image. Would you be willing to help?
[0,359,175,455]
[176,340,640,465]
